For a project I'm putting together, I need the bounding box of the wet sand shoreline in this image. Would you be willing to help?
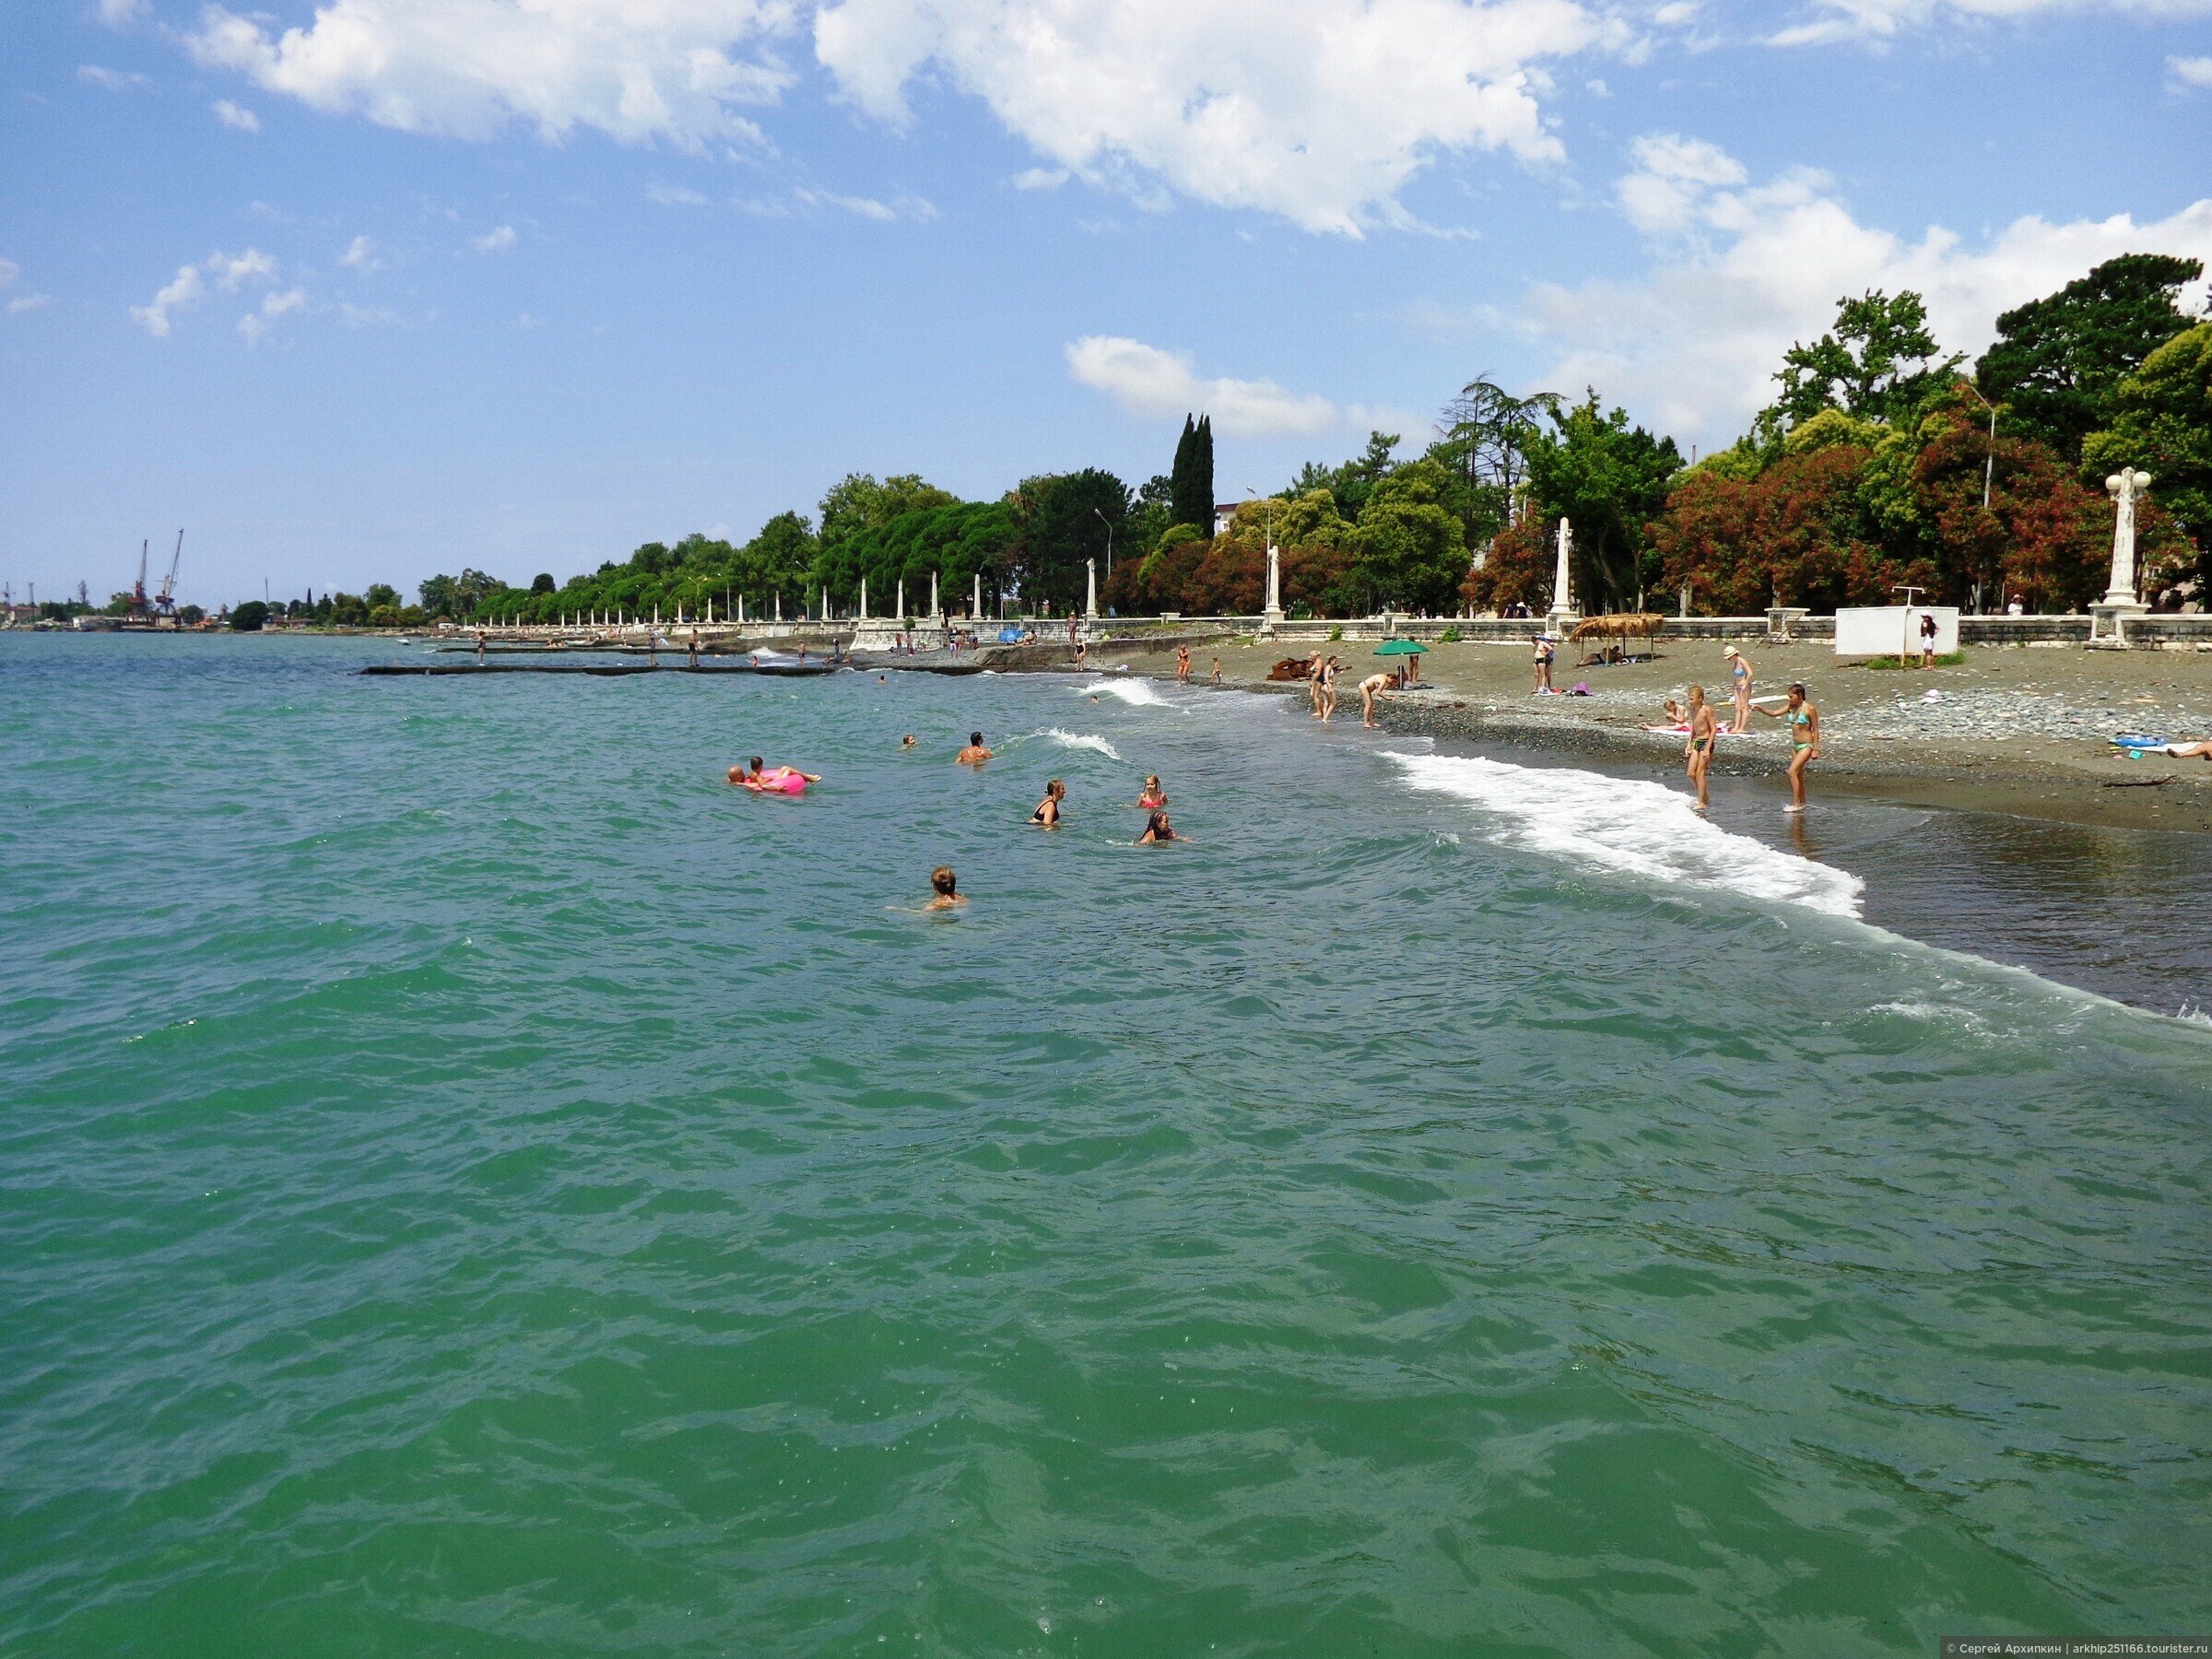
[1054,638,2212,836]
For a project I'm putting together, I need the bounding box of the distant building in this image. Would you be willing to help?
[1213,502,1241,537]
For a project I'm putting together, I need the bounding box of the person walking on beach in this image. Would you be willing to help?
[688,627,700,668]
[1358,670,1393,729]
[1724,646,1753,733]
[1030,779,1066,828]
[1684,686,1718,810]
[1210,656,1222,687]
[475,629,487,665]
[924,866,966,910]
[1754,682,1821,812]
[1304,653,1324,715]
[1176,644,1192,684]
[1076,636,1088,672]
[1919,612,1938,669]
[1318,656,1343,724]
[956,731,993,766]
[1532,635,1555,694]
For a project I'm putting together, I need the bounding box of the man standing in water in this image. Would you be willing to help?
[956,732,993,766]
[1176,644,1192,685]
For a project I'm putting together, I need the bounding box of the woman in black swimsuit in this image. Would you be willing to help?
[1030,779,1065,827]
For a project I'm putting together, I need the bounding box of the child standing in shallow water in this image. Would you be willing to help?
[1684,686,1718,810]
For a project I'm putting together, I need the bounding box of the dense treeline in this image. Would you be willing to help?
[229,251,2206,629]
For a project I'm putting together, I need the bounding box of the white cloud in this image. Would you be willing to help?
[1516,135,2212,444]
[337,234,382,273]
[816,0,1620,235]
[184,0,795,149]
[1012,167,1068,192]
[77,64,152,91]
[793,187,937,221]
[2170,53,2212,89]
[130,248,277,335]
[96,0,151,26]
[514,312,547,330]
[1769,0,2212,47]
[1065,335,1338,436]
[336,301,402,327]
[646,182,712,206]
[171,0,1622,237]
[213,99,260,131]
[470,225,517,253]
[2,257,53,317]
[238,288,307,344]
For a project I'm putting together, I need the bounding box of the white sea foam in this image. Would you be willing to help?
[1080,678,1171,708]
[1035,728,1123,761]
[1387,751,1865,919]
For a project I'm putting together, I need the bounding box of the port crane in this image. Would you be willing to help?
[131,539,151,619]
[154,531,182,619]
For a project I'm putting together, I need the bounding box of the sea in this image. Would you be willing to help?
[4,634,2208,1656]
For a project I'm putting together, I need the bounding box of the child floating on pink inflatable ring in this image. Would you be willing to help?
[727,757,822,795]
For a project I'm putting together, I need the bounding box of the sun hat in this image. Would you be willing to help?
[1724,645,1740,656]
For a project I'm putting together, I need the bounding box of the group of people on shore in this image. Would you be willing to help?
[1661,645,1822,811]
[1290,652,1409,730]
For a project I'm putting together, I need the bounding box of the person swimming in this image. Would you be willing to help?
[956,731,993,766]
[1137,808,1184,844]
[1136,775,1166,808]
[900,734,917,748]
[1030,779,1066,827]
[729,756,820,794]
[924,865,966,910]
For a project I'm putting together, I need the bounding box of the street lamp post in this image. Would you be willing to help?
[1091,507,1114,585]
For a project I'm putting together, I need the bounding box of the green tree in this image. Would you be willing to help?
[1009,469,1130,611]
[1521,393,1685,609]
[1349,460,1466,612]
[228,599,269,630]
[1976,253,2204,464]
[2083,321,2212,593]
[364,582,400,612]
[530,571,557,595]
[1169,416,1215,538]
[1770,290,1960,431]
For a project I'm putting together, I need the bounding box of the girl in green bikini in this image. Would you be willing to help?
[1755,682,1821,812]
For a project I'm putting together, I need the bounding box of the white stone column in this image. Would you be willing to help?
[897,579,905,619]
[1553,518,1572,614]
[972,571,982,620]
[2103,467,2153,606]
[1086,558,1098,618]
[930,571,940,617]
[859,578,868,619]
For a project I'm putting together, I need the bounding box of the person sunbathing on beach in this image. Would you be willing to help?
[2166,739,2212,759]
[1358,671,1393,729]
[1030,779,1066,827]
[1684,688,1718,810]
[956,732,992,766]
[1661,696,1686,727]
[1136,775,1167,808]
[1137,809,1185,844]
[1752,682,1821,812]
[924,865,966,910]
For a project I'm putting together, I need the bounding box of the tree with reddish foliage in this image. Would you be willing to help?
[1650,446,1920,614]
[1460,512,1551,614]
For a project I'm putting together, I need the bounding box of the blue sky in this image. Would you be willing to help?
[3,0,2208,609]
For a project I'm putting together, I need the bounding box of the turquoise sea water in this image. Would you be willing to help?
[4,635,2209,1655]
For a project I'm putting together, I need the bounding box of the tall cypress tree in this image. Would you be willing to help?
[1195,416,1216,538]
[1169,415,1201,533]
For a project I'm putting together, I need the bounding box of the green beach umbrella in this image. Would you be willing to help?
[1373,638,1427,655]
